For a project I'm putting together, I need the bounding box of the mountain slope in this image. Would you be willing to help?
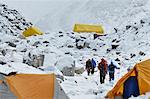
[0,0,150,99]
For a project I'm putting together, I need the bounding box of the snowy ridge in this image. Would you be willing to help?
[0,4,32,36]
[0,3,46,74]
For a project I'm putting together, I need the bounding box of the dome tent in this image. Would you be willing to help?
[0,73,69,99]
[106,59,150,99]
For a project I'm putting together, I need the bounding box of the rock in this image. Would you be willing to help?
[75,80,77,83]
[20,48,27,52]
[42,66,64,81]
[139,51,146,56]
[116,40,120,43]
[125,58,129,60]
[112,44,119,49]
[1,49,6,56]
[80,36,86,39]
[7,42,16,47]
[67,45,74,48]
[84,42,90,48]
[59,31,63,33]
[114,28,118,33]
[75,67,84,74]
[0,61,6,65]
[23,54,44,68]
[133,26,138,31]
[43,41,49,43]
[92,49,97,51]
[33,41,41,46]
[126,25,131,30]
[106,48,111,53]
[18,34,26,39]
[130,53,136,58]
[140,20,145,24]
[135,31,138,34]
[64,52,70,55]
[116,52,121,55]
[55,56,75,76]
[56,75,64,81]
[61,67,75,76]
[59,35,63,37]
[76,40,85,49]
[93,91,98,95]
[112,39,117,42]
[115,58,120,62]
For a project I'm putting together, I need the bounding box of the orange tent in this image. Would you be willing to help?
[0,73,69,99]
[106,59,150,99]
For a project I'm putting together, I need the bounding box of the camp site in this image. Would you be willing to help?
[0,0,150,99]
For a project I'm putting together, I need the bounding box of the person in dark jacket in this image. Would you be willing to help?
[108,61,120,81]
[86,59,92,76]
[98,58,108,84]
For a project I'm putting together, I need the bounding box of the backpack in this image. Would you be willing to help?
[91,59,96,68]
[98,63,106,76]
[98,63,104,71]
[109,63,115,72]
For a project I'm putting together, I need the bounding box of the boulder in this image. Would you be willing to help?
[111,44,119,49]
[55,56,75,76]
[42,66,64,81]
[139,51,146,56]
[75,67,84,74]
[23,54,44,68]
[62,66,75,76]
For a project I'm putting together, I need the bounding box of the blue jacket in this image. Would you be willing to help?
[91,58,96,68]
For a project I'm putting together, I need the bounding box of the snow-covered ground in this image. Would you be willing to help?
[0,0,150,99]
[61,69,122,99]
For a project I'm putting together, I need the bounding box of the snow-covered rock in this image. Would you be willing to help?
[55,56,75,76]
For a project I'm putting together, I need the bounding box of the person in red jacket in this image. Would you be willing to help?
[98,58,108,84]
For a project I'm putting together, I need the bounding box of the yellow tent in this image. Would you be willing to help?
[0,73,69,99]
[73,24,104,34]
[22,26,43,37]
[106,59,150,99]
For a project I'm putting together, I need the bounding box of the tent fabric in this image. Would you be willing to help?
[5,74,55,99]
[106,59,150,99]
[54,79,70,99]
[0,73,69,99]
[0,79,17,99]
[123,76,140,98]
[73,24,104,34]
[136,60,150,94]
[22,26,43,37]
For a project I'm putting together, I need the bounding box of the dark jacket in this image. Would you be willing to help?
[86,59,92,69]
[108,62,120,73]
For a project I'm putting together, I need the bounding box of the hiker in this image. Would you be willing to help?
[86,59,92,76]
[91,58,96,74]
[108,60,120,81]
[98,58,108,84]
